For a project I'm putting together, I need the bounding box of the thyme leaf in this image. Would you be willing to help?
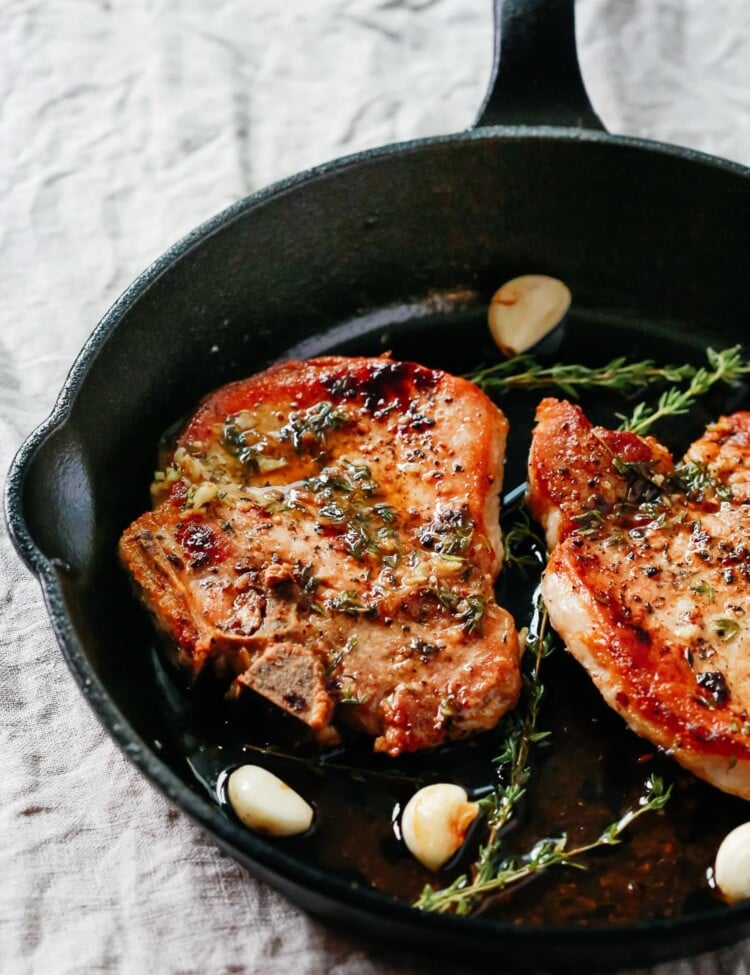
[456,595,486,634]
[222,421,264,469]
[691,581,715,601]
[572,508,605,538]
[339,685,371,706]
[714,618,741,643]
[417,507,474,557]
[664,461,734,503]
[607,457,733,517]
[279,401,350,453]
[432,586,487,633]
[305,462,399,564]
[328,590,372,616]
[612,458,662,505]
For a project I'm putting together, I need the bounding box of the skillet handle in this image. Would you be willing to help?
[473,0,605,130]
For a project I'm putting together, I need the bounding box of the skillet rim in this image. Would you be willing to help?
[5,123,750,966]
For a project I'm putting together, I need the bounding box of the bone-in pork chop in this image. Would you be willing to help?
[528,399,750,798]
[120,357,520,755]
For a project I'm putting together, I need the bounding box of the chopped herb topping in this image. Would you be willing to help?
[429,586,486,631]
[714,618,741,642]
[339,691,370,706]
[222,421,266,471]
[318,503,347,523]
[305,462,400,564]
[434,586,460,612]
[295,562,320,595]
[261,490,290,514]
[342,520,380,562]
[325,637,356,678]
[572,508,605,537]
[305,469,356,495]
[417,507,474,556]
[342,459,378,494]
[691,581,715,601]
[458,595,486,633]
[279,401,349,453]
[328,590,372,616]
[455,594,486,633]
[665,462,734,503]
[612,458,662,505]
[608,457,733,517]
[372,503,397,525]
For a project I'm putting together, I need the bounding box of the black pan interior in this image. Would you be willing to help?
[15,131,750,969]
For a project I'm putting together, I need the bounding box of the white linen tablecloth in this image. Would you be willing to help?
[1,1,748,972]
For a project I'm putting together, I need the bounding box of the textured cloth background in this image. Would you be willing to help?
[1,1,748,973]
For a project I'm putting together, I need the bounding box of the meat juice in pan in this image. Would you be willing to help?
[143,306,750,924]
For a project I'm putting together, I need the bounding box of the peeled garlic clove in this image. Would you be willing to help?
[715,822,750,903]
[401,783,479,871]
[227,765,314,837]
[488,274,571,357]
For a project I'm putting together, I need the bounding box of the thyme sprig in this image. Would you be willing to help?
[415,604,671,915]
[467,355,694,398]
[416,774,671,915]
[415,605,553,915]
[467,347,749,435]
[618,346,750,435]
[476,610,553,867]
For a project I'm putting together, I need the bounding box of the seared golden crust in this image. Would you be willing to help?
[527,397,674,549]
[685,412,750,503]
[121,356,520,755]
[529,399,750,799]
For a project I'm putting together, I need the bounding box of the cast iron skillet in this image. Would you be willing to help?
[6,0,749,969]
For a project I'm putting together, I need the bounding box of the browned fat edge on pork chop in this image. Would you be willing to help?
[120,356,521,755]
[528,398,750,799]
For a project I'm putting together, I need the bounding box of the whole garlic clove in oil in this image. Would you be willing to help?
[488,274,571,357]
[227,765,314,837]
[401,783,479,871]
[714,821,750,903]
